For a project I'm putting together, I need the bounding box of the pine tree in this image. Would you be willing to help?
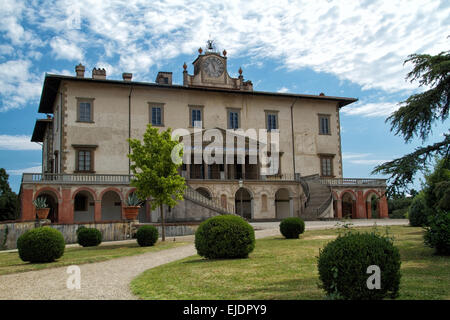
[372,50,450,195]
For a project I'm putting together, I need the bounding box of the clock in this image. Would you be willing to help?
[202,56,224,77]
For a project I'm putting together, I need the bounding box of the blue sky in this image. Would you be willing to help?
[0,0,449,193]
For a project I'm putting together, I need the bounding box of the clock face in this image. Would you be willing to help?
[202,56,224,77]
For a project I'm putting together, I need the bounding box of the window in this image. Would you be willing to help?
[149,103,164,126]
[265,110,278,131]
[227,108,240,129]
[320,155,334,177]
[319,114,331,135]
[77,98,94,122]
[78,150,91,171]
[73,145,97,172]
[189,105,204,128]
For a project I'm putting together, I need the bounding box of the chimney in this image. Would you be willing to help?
[155,72,172,85]
[92,68,106,80]
[122,72,132,81]
[75,63,85,78]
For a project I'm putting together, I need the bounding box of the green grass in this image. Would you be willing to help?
[0,240,187,275]
[131,226,450,300]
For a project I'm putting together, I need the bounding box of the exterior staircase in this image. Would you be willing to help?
[183,185,236,216]
[297,175,333,220]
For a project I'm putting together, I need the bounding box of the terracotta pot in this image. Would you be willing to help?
[124,206,140,220]
[36,208,50,220]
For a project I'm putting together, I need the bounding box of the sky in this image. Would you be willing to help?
[0,0,449,193]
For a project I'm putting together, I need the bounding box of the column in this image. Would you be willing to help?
[289,196,294,217]
[94,200,102,222]
[20,188,35,221]
[356,190,366,219]
[60,188,73,223]
[366,201,372,219]
[336,199,342,219]
[379,194,389,218]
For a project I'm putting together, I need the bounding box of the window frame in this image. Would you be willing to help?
[188,105,204,128]
[318,114,331,135]
[73,144,97,173]
[149,102,165,127]
[76,98,95,123]
[319,154,335,177]
[265,110,279,131]
[227,108,241,129]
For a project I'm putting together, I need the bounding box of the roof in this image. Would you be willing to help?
[37,73,358,114]
[31,118,52,142]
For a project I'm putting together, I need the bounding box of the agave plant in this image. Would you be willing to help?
[126,193,142,207]
[32,197,48,209]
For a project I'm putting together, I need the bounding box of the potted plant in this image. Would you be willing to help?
[123,193,142,220]
[33,197,50,219]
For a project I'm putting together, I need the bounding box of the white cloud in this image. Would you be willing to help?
[7,165,42,175]
[0,0,449,112]
[342,152,391,165]
[50,37,84,61]
[277,87,289,93]
[0,135,42,150]
[341,102,400,117]
[342,152,372,160]
[348,159,391,165]
[0,60,42,112]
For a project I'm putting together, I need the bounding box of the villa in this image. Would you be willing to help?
[19,42,388,224]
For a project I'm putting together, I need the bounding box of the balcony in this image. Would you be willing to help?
[22,173,386,187]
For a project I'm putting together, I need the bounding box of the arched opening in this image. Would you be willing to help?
[275,188,291,219]
[74,190,95,222]
[35,191,58,223]
[366,193,380,219]
[341,192,356,219]
[235,188,252,220]
[196,187,212,200]
[101,190,122,221]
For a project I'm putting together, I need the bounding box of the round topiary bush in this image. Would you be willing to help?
[136,225,159,247]
[424,211,450,255]
[317,232,401,300]
[195,215,255,259]
[279,217,305,239]
[77,227,102,247]
[17,226,65,263]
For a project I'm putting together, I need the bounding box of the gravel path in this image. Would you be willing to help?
[0,219,408,300]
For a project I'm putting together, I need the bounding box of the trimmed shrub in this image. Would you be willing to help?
[136,225,159,247]
[195,215,255,259]
[77,227,102,247]
[279,217,305,239]
[17,226,65,263]
[424,211,450,255]
[317,232,401,300]
[408,193,430,226]
[76,226,87,235]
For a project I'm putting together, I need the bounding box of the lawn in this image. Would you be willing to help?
[130,226,450,300]
[0,240,188,275]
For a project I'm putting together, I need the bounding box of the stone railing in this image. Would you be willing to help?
[319,178,386,187]
[22,173,134,185]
